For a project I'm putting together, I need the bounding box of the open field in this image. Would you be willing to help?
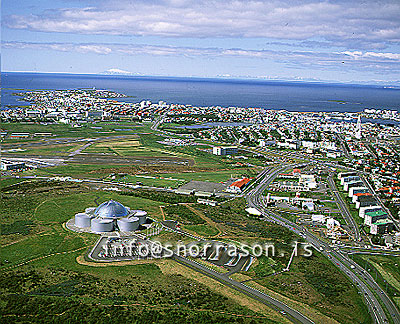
[252,252,371,324]
[154,169,252,183]
[2,143,85,155]
[0,178,289,324]
[119,174,185,188]
[26,164,130,178]
[84,137,178,157]
[0,172,371,323]
[116,169,254,189]
[1,122,152,143]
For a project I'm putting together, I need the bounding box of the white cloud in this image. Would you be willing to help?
[4,41,400,73]
[4,0,400,49]
[342,51,400,60]
[78,45,112,54]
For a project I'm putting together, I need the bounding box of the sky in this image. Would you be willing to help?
[2,0,400,84]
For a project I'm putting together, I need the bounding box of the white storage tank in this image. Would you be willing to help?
[75,213,92,228]
[91,218,114,232]
[134,210,148,225]
[117,217,140,232]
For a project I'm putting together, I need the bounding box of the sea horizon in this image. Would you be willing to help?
[3,70,400,89]
[2,71,400,113]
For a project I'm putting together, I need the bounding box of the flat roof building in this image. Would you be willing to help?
[0,161,26,171]
[370,219,394,235]
[365,210,388,226]
[212,146,238,156]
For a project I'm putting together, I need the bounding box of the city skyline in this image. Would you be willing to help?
[2,0,400,85]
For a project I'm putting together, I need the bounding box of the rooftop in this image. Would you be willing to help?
[94,200,129,219]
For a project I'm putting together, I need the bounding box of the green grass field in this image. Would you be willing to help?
[0,177,288,324]
[26,164,126,178]
[0,121,373,323]
[2,122,155,144]
[253,251,371,324]
[182,224,219,237]
[3,143,84,155]
[154,170,244,183]
[120,174,186,188]
[352,254,400,308]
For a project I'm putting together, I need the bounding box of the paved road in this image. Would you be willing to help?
[327,173,361,241]
[246,165,400,324]
[173,255,313,324]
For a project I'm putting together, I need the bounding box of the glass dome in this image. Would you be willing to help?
[94,200,129,219]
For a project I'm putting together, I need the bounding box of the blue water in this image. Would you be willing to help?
[2,72,400,112]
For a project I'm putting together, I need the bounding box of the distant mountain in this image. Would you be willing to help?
[101,69,142,76]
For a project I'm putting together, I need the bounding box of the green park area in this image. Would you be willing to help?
[155,170,244,183]
[119,169,251,189]
[0,172,372,323]
[120,174,186,188]
[0,177,292,324]
[236,249,371,324]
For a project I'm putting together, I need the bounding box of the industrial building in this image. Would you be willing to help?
[72,200,147,233]
[0,161,26,171]
[212,146,238,156]
[227,178,253,193]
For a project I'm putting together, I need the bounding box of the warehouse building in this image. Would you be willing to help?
[0,161,26,171]
[212,146,238,156]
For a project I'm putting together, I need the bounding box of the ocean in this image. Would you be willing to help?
[1,72,400,112]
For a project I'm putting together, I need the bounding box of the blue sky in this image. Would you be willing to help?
[2,0,400,84]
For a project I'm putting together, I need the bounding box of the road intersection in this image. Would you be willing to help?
[246,164,400,324]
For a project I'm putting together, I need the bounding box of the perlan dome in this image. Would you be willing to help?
[94,200,129,219]
[69,199,148,234]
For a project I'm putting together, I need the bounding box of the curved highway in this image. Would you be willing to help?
[246,165,400,324]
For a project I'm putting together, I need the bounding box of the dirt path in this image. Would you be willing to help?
[159,206,166,221]
[5,246,90,270]
[184,204,223,238]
